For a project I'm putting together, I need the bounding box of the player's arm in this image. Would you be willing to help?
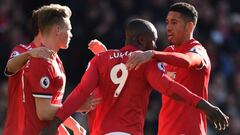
[145,60,202,106]
[126,49,202,70]
[36,90,100,120]
[6,47,53,74]
[39,56,100,135]
[27,57,63,120]
[76,93,102,113]
[152,50,202,68]
[35,98,61,120]
[145,61,229,130]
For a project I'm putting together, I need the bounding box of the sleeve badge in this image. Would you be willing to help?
[40,76,50,89]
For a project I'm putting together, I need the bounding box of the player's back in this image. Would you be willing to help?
[91,45,153,135]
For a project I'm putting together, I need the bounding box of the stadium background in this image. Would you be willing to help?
[0,0,239,135]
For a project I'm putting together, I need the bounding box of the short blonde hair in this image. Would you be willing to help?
[37,4,72,35]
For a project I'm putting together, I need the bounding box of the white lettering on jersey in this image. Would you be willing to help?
[110,63,128,97]
[109,51,129,59]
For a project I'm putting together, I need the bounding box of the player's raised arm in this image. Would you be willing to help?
[126,49,203,70]
[6,47,53,74]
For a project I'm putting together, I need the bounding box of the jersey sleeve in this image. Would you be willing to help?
[8,44,28,59]
[26,58,63,99]
[56,56,100,121]
[163,45,174,52]
[4,45,28,76]
[188,45,208,70]
[145,60,202,107]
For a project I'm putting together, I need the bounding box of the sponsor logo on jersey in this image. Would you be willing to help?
[166,71,176,79]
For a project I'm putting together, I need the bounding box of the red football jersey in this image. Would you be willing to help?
[3,43,35,135]
[158,39,211,135]
[57,45,202,135]
[23,53,66,135]
[87,88,101,133]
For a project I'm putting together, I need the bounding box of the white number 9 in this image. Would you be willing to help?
[110,63,128,97]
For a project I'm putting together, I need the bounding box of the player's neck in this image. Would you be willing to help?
[41,36,59,53]
[33,34,41,47]
[175,34,193,47]
[125,40,143,50]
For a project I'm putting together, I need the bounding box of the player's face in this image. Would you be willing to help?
[58,18,72,49]
[166,11,188,46]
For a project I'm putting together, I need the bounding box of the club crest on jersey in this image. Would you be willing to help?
[157,62,165,72]
[40,76,50,89]
[11,51,20,58]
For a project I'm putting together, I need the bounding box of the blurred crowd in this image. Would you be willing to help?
[0,0,239,135]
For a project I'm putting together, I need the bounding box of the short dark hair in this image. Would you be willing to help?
[125,18,156,38]
[169,2,198,24]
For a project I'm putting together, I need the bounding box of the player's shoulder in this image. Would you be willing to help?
[25,57,53,74]
[14,44,32,51]
[190,39,204,48]
[29,57,52,67]
[9,44,31,58]
[189,40,207,52]
[164,45,174,52]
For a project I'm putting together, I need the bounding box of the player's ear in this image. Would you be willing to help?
[138,35,145,46]
[54,25,61,36]
[186,21,194,33]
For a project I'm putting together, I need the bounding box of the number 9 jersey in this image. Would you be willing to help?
[56,45,202,135]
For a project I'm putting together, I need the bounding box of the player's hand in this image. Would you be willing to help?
[63,117,86,135]
[29,47,54,61]
[39,117,61,135]
[76,94,102,112]
[88,39,107,55]
[126,50,154,70]
[196,99,229,131]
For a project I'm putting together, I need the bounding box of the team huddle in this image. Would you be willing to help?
[3,2,229,135]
